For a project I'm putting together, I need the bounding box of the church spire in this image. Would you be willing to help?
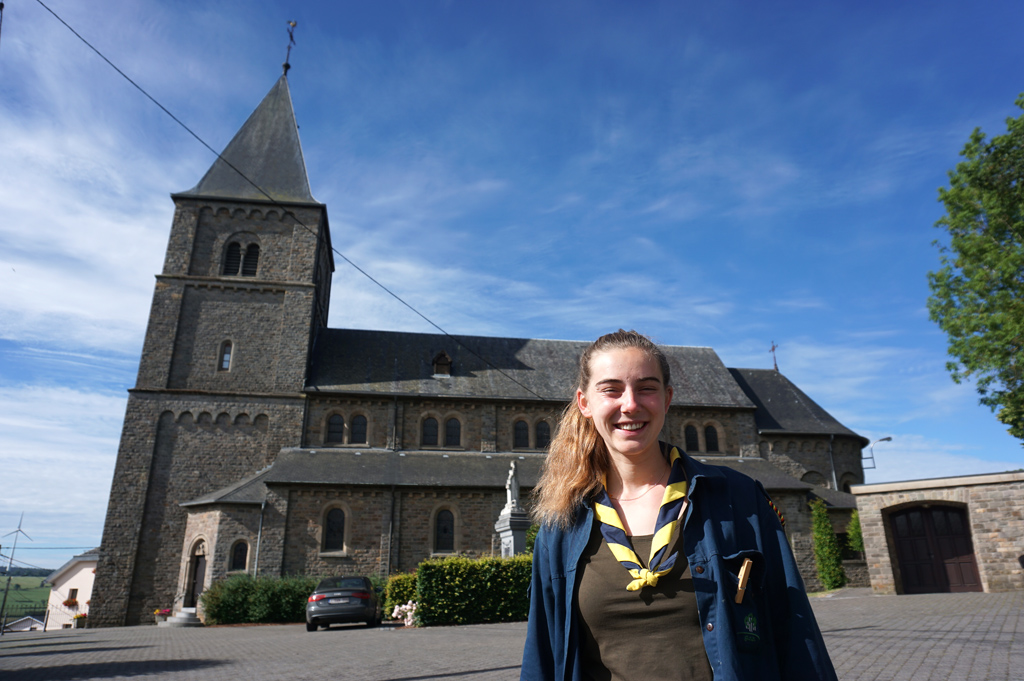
[178,74,316,204]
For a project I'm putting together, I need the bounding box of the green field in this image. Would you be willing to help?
[1,576,51,617]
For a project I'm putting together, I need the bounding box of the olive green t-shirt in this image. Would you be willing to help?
[577,518,713,681]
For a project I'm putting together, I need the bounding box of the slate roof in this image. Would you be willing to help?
[694,456,816,492]
[308,329,755,409]
[728,368,868,446]
[180,467,272,507]
[175,75,317,204]
[262,448,546,489]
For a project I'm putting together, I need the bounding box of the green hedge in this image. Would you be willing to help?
[201,574,318,625]
[415,554,532,626]
[383,571,418,619]
[810,498,847,590]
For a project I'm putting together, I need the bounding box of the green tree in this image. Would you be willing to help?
[928,94,1024,442]
[810,498,847,590]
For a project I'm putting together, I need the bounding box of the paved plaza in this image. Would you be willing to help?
[1,589,1021,680]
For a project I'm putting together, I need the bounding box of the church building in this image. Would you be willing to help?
[90,73,868,627]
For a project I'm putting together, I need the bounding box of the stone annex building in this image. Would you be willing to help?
[90,74,869,627]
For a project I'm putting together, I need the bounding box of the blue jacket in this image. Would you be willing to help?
[521,448,838,681]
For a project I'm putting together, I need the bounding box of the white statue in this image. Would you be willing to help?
[505,460,521,511]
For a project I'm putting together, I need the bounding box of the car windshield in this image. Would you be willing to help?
[317,577,366,590]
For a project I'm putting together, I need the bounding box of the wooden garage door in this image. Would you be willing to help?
[890,506,982,594]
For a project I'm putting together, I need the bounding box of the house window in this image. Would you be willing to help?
[704,426,720,452]
[68,588,78,601]
[422,418,438,446]
[326,415,345,443]
[219,341,233,371]
[514,420,529,449]
[684,425,699,452]
[230,542,248,571]
[445,418,461,447]
[324,508,345,551]
[350,415,367,444]
[434,509,454,553]
[432,352,452,376]
[535,421,551,449]
[241,244,260,276]
[223,242,242,275]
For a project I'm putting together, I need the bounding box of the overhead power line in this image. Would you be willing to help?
[36,1,550,402]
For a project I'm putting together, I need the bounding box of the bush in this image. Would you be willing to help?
[416,554,532,626]
[525,524,539,553]
[810,498,847,590]
[201,574,318,625]
[383,571,418,620]
[846,509,864,554]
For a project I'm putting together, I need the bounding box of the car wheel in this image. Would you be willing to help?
[306,620,317,632]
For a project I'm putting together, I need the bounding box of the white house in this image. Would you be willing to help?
[45,548,98,630]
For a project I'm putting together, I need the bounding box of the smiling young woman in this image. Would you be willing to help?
[522,330,837,681]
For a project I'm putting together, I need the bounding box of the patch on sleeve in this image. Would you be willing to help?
[763,491,786,528]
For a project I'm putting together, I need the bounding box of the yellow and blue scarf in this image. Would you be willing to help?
[594,446,688,591]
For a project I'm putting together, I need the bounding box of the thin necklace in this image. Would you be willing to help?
[610,468,670,502]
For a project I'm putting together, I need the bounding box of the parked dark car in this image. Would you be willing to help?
[305,576,382,631]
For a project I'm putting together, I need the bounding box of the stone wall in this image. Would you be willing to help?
[762,434,864,491]
[853,472,1024,594]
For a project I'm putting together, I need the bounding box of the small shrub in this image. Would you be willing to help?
[525,524,539,553]
[201,574,318,625]
[384,572,417,619]
[846,509,864,554]
[810,498,847,590]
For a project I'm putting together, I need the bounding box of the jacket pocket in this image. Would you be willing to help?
[722,550,767,655]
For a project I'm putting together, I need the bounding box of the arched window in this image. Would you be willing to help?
[422,418,438,446]
[684,425,699,452]
[223,242,241,275]
[326,414,345,443]
[241,244,260,276]
[535,421,551,449]
[324,508,345,551]
[434,509,454,553]
[445,418,461,447]
[513,420,529,449]
[230,541,248,571]
[704,426,720,452]
[218,341,233,371]
[350,415,367,444]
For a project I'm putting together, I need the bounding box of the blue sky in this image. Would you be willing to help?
[1,0,1022,569]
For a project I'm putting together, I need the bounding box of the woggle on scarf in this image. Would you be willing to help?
[594,446,688,591]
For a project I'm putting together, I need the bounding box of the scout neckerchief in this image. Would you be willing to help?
[594,446,688,591]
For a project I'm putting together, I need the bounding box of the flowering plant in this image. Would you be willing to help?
[154,608,172,616]
[73,613,88,620]
[62,598,79,608]
[391,600,418,627]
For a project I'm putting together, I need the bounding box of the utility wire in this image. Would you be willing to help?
[37,0,550,402]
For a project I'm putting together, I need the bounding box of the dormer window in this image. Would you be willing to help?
[432,352,452,377]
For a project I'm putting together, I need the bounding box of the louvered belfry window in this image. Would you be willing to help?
[223,242,242,275]
[241,244,260,276]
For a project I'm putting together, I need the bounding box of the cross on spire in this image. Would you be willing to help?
[769,341,779,372]
[283,20,297,75]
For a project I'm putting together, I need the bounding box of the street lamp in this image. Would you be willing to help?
[863,436,892,471]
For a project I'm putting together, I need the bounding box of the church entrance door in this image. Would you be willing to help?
[185,547,207,607]
[889,505,982,594]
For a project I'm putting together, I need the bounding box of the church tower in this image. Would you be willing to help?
[91,74,333,626]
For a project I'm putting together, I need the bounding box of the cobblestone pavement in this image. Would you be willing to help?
[1,589,1021,680]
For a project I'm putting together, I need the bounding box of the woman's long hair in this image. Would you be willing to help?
[532,329,671,528]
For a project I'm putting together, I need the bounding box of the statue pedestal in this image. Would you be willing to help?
[494,507,532,558]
